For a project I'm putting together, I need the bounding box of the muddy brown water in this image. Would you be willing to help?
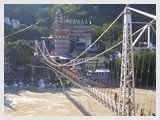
[4,87,155,116]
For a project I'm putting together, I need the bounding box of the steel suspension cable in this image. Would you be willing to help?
[5,16,52,39]
[55,71,65,94]
[149,67,156,115]
[146,29,154,89]
[133,31,141,113]
[37,39,123,67]
[134,27,141,87]
[36,41,120,95]
[135,29,146,114]
[43,40,51,56]
[38,22,152,67]
[140,30,148,114]
[144,27,155,115]
[61,10,124,66]
[139,34,146,88]
[27,64,65,93]
[37,41,105,88]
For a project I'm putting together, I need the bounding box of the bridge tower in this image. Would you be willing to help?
[118,7,135,116]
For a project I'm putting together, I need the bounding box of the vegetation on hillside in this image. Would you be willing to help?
[4,4,156,86]
[116,50,156,87]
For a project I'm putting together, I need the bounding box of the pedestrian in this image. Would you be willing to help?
[114,92,118,103]
[83,78,86,86]
[152,113,156,116]
[140,109,144,116]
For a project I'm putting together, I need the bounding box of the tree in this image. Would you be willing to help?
[4,24,13,36]
[134,50,156,88]
[91,23,123,52]
[6,24,51,42]
[6,40,34,66]
[5,4,156,26]
[91,25,103,42]
[116,50,156,88]
[36,7,52,19]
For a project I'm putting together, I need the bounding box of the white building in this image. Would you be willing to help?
[4,17,11,25]
[4,17,20,27]
[11,19,20,27]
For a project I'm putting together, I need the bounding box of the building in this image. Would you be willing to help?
[53,9,72,57]
[4,55,11,73]
[53,9,92,58]
[53,9,107,75]
[85,55,106,71]
[4,17,11,25]
[4,40,13,73]
[11,19,20,27]
[4,17,20,27]
[87,68,110,86]
[71,19,92,50]
[74,38,86,56]
[4,54,15,81]
[85,44,106,71]
[50,56,70,64]
[71,48,85,74]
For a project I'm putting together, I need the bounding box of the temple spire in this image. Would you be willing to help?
[73,19,76,24]
[81,19,84,24]
[55,9,63,23]
[77,19,80,24]
[85,19,88,24]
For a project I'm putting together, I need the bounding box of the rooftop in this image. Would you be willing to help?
[87,68,110,73]
[50,56,71,60]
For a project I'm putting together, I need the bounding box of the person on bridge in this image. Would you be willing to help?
[114,92,118,103]
[83,78,86,86]
[140,109,144,116]
[152,113,156,116]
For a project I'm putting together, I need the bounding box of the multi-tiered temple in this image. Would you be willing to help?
[53,9,92,58]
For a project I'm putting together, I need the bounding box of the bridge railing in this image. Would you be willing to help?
[40,57,139,116]
[40,57,120,114]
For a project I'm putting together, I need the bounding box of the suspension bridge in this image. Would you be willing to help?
[5,6,156,116]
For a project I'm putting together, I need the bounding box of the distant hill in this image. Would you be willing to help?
[5,4,156,26]
[4,4,156,44]
[4,4,53,25]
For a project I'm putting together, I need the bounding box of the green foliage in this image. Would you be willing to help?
[5,4,53,25]
[4,24,13,36]
[116,57,121,72]
[36,7,52,19]
[45,40,54,52]
[92,68,97,72]
[5,24,51,42]
[6,40,34,66]
[92,23,123,51]
[5,4,155,26]
[134,50,156,87]
[116,50,156,87]
[5,4,155,43]
[4,4,156,87]
[91,25,103,41]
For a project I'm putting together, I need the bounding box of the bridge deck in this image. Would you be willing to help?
[39,58,156,116]
[40,58,121,115]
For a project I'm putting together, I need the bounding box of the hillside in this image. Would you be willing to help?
[4,4,156,46]
[5,4,156,26]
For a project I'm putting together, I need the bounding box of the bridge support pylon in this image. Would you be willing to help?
[118,7,135,116]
